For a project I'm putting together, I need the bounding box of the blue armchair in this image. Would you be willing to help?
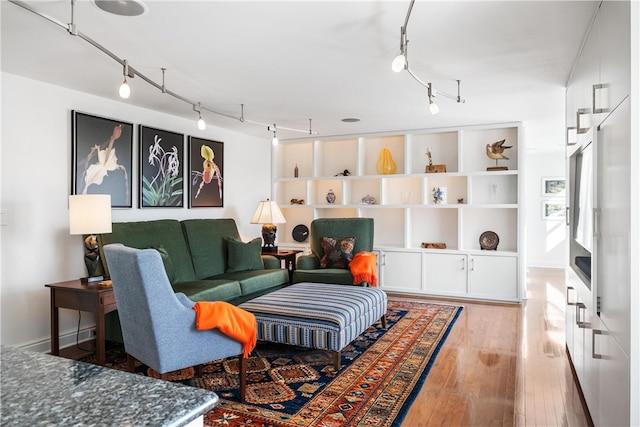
[103,244,246,400]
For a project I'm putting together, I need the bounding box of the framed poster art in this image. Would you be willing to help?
[72,111,133,208]
[188,136,224,208]
[139,125,185,208]
[542,200,566,221]
[542,177,566,197]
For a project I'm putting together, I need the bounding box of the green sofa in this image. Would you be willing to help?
[293,218,374,285]
[96,218,289,341]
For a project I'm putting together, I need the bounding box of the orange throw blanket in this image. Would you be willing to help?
[192,301,257,358]
[349,251,378,287]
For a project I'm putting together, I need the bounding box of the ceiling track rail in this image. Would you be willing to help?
[7,0,318,136]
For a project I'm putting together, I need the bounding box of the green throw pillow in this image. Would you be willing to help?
[320,236,356,269]
[226,237,264,273]
[153,246,175,283]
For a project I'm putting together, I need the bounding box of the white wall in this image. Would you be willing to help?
[525,149,567,268]
[0,73,272,349]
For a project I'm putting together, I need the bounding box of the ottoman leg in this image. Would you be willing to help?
[381,314,387,329]
[333,351,341,370]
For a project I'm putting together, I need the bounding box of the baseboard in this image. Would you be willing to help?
[19,327,95,353]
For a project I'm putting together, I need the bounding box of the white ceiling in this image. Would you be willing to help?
[1,0,598,142]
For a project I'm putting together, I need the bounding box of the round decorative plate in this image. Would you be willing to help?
[292,224,309,242]
[479,231,499,250]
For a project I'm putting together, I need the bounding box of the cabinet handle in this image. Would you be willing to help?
[593,208,600,237]
[592,329,610,360]
[460,258,465,270]
[566,206,570,226]
[577,108,591,134]
[470,258,475,271]
[592,84,609,114]
[566,286,577,306]
[566,126,577,146]
[576,302,590,329]
[382,254,386,266]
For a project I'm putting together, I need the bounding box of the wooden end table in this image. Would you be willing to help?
[45,279,117,366]
[262,249,303,284]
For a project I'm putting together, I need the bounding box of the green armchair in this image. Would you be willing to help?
[293,218,374,285]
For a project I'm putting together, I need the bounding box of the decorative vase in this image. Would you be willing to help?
[376,147,397,174]
[326,189,336,204]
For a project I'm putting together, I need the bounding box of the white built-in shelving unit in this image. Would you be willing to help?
[272,122,524,303]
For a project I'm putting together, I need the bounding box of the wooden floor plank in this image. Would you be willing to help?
[398,267,590,426]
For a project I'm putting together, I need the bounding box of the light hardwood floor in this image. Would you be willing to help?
[398,267,591,427]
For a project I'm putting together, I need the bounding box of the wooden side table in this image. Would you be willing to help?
[45,280,117,366]
[262,249,303,284]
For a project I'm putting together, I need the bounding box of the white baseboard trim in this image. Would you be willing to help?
[19,327,95,353]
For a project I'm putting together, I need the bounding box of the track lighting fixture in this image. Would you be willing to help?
[269,125,279,146]
[8,0,321,138]
[392,0,464,112]
[119,59,131,99]
[195,103,206,130]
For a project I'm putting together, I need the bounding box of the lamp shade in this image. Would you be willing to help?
[69,194,113,235]
[250,199,286,224]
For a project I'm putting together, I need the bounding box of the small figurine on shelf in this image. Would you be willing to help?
[326,189,336,204]
[335,169,351,176]
[432,187,447,204]
[294,164,299,178]
[361,194,376,205]
[425,147,446,173]
[486,139,512,171]
[290,198,305,205]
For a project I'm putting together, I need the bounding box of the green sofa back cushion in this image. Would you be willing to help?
[98,219,196,283]
[182,218,240,279]
[226,237,264,272]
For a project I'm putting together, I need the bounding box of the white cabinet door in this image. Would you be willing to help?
[468,255,518,301]
[379,250,422,292]
[595,326,630,427]
[423,253,467,297]
[599,0,630,114]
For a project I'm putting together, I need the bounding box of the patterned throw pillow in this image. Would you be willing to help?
[320,236,356,269]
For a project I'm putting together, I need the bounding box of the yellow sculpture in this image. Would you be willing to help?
[376,147,397,174]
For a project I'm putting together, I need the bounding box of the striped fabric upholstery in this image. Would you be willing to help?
[239,282,387,352]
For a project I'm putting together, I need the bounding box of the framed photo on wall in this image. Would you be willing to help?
[72,111,133,208]
[188,136,224,208]
[542,200,565,221]
[139,125,184,208]
[542,177,566,197]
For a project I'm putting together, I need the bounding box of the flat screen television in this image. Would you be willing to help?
[569,136,594,287]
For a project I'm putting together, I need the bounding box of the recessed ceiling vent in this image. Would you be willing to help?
[92,0,148,17]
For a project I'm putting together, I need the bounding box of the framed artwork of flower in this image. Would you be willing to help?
[188,136,224,208]
[139,125,184,208]
[72,111,133,208]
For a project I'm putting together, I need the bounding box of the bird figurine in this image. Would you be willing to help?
[486,139,512,169]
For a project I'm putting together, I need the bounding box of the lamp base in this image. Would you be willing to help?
[261,246,278,253]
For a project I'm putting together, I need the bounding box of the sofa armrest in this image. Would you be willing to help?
[261,255,280,269]
[297,254,320,270]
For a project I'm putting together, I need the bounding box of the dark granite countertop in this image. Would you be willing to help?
[1,345,218,426]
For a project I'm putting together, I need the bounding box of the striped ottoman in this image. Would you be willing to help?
[239,282,387,369]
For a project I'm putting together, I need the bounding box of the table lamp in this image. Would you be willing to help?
[69,194,112,282]
[250,199,286,252]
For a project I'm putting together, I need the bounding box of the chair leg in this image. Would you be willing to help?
[126,354,136,373]
[238,355,247,402]
[195,365,203,376]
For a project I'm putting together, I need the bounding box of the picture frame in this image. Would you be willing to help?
[542,200,566,221]
[72,111,133,208]
[188,136,224,208]
[139,125,184,208]
[542,177,566,197]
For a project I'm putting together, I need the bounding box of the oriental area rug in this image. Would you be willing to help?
[92,299,462,427]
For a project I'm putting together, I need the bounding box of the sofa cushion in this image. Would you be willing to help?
[99,219,196,283]
[182,219,240,279]
[220,269,289,295]
[320,236,356,269]
[293,268,354,285]
[226,237,264,272]
[172,279,242,302]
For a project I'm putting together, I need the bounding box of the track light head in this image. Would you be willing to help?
[391,53,406,73]
[429,100,440,115]
[119,79,130,98]
[269,124,279,146]
[197,115,206,130]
